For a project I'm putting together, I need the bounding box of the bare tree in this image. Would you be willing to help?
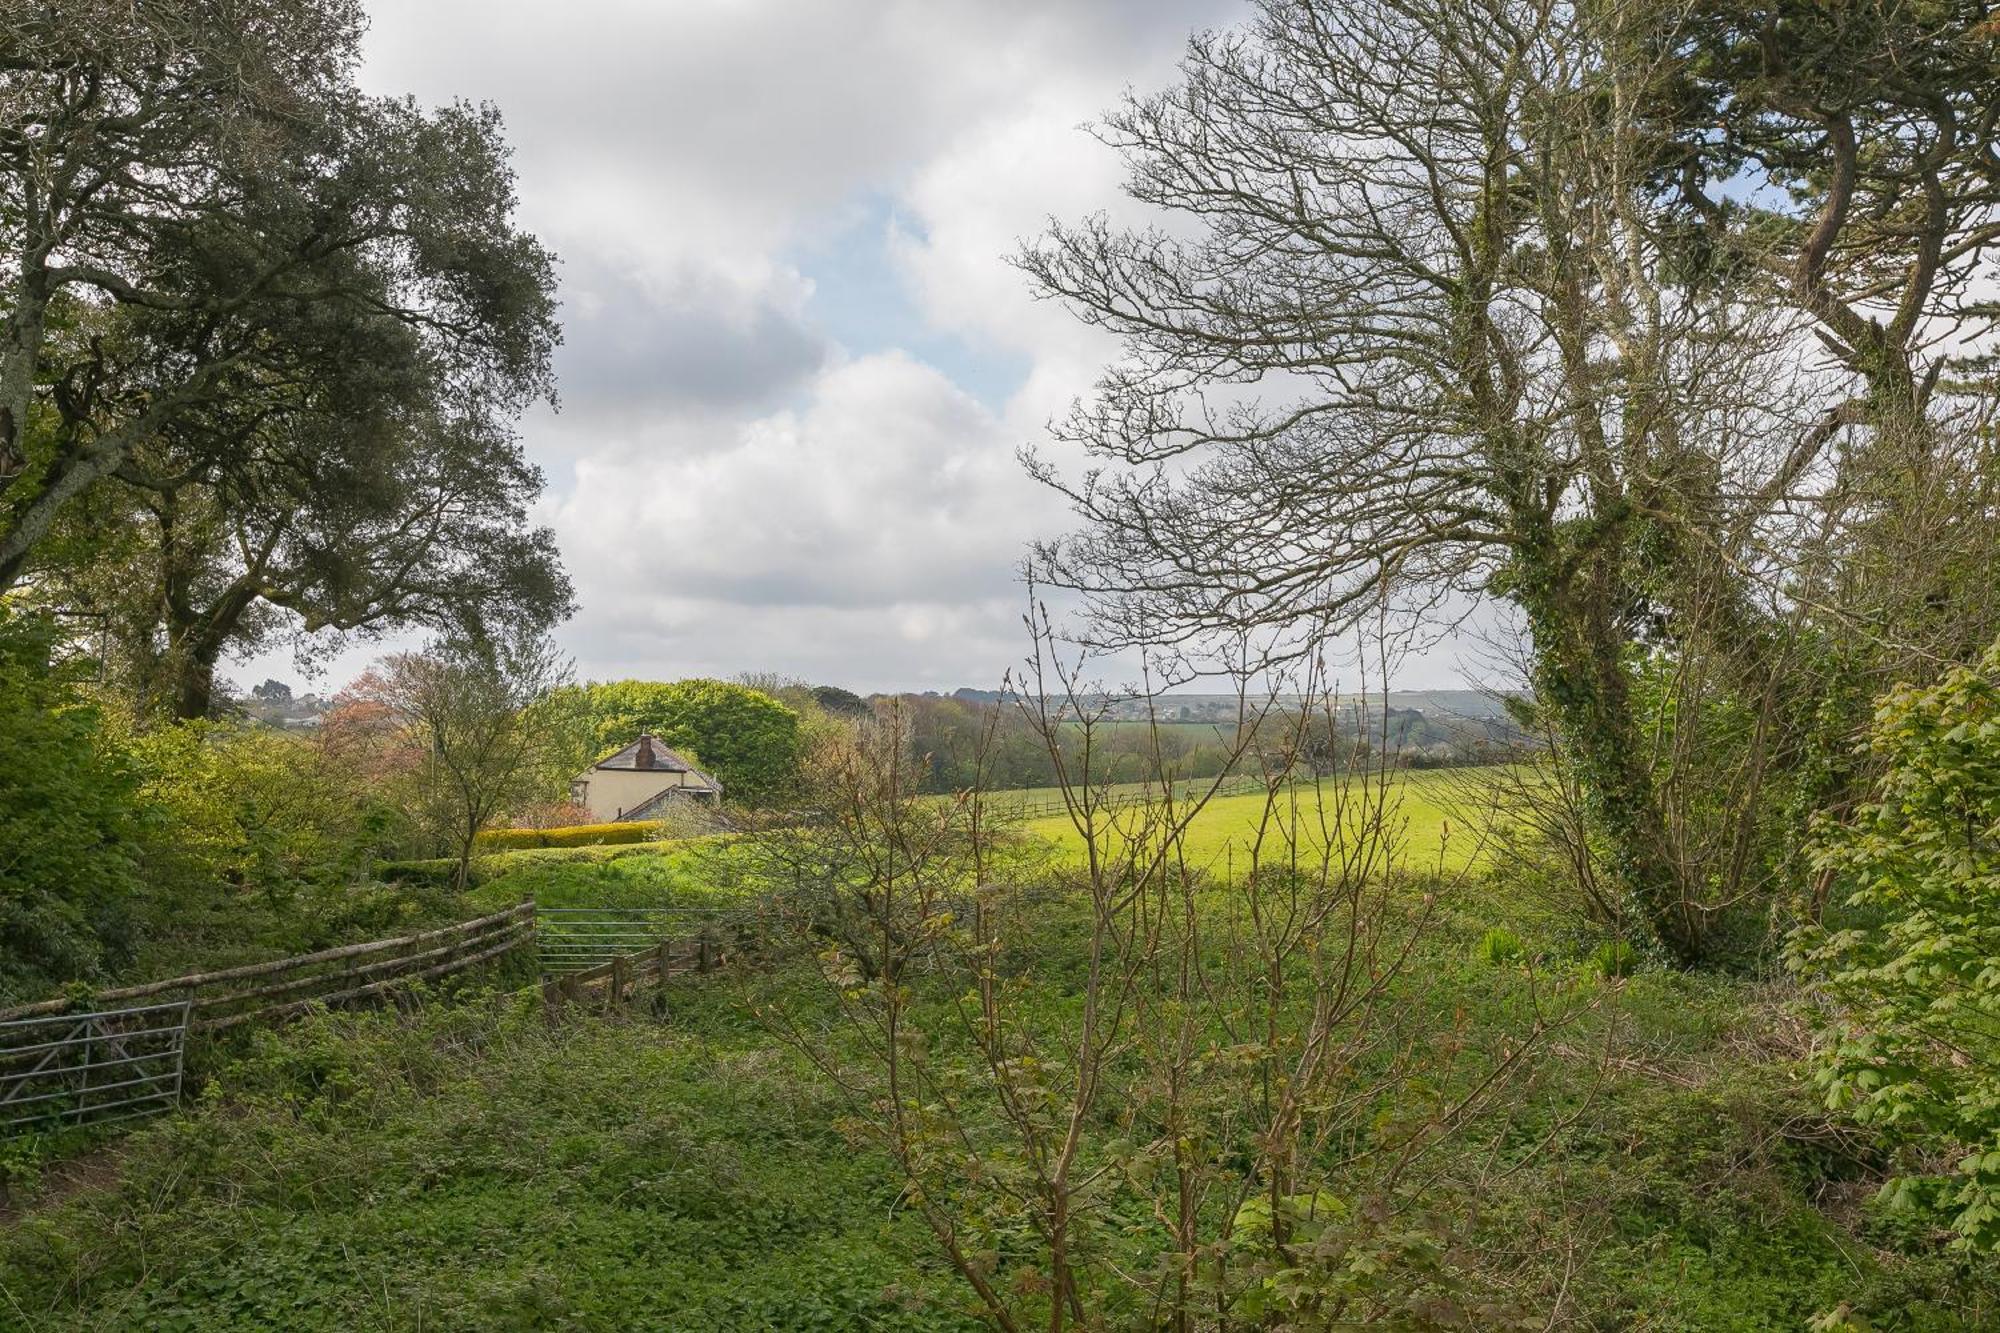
[757,611,1581,1328]
[359,633,571,891]
[1013,0,1842,962]
[1013,0,2000,962]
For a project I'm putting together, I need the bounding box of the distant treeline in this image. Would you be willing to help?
[879,692,1528,795]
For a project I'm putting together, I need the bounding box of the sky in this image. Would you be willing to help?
[241,0,1485,697]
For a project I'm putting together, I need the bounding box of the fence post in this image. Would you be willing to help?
[698,933,714,973]
[610,954,629,1009]
[655,939,671,983]
[522,896,537,971]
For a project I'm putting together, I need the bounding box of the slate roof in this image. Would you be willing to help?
[594,733,700,774]
[621,780,722,822]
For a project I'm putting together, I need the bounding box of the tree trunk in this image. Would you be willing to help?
[1514,550,1703,965]
[166,580,264,721]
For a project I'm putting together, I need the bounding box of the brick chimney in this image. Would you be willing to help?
[637,734,656,769]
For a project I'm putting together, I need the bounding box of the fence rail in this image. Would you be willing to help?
[0,902,536,1033]
[0,1001,191,1132]
[0,898,748,1139]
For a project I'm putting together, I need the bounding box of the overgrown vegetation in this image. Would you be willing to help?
[7,0,2000,1326]
[1791,641,2000,1253]
[4,842,1993,1329]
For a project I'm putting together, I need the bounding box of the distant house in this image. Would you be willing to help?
[570,734,722,822]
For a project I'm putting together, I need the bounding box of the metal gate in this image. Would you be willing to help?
[1,1000,191,1133]
[535,907,731,975]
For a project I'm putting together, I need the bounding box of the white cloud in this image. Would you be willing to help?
[548,352,1048,687]
[240,1,1289,694]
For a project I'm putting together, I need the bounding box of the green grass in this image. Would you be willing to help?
[457,839,740,913]
[1018,767,1503,874]
[0,1000,981,1331]
[4,872,1990,1329]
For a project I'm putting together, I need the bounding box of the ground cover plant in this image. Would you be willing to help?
[0,998,984,1332]
[4,831,1993,1329]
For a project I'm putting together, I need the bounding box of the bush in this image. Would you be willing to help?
[1791,639,2000,1251]
[120,719,408,890]
[1474,927,1524,965]
[1587,940,1638,978]
[0,614,146,998]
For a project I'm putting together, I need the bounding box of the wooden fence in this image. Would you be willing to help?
[0,901,536,1033]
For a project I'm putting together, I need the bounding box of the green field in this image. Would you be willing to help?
[444,769,1505,902]
[1016,767,1508,874]
[458,840,738,913]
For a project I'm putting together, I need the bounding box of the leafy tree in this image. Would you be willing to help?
[39,393,573,719]
[810,684,871,717]
[0,613,144,998]
[1791,638,2000,1252]
[560,678,803,804]
[357,634,572,890]
[0,1,564,695]
[1646,1,2000,868]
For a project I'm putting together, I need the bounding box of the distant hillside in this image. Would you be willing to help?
[943,687,1521,724]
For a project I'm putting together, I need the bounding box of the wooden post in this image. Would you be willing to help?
[655,939,671,984]
[610,954,629,1009]
[698,933,714,973]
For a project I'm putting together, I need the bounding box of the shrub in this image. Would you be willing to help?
[1587,940,1638,978]
[0,614,145,998]
[120,719,407,890]
[1791,639,2000,1251]
[1474,927,1525,965]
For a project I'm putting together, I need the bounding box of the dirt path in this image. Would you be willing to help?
[0,1139,126,1226]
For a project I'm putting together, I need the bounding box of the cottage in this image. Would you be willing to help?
[570,734,722,822]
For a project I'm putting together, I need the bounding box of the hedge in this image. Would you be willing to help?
[473,820,666,852]
[376,840,685,887]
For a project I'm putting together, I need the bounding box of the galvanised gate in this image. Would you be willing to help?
[0,1000,191,1132]
[534,906,734,975]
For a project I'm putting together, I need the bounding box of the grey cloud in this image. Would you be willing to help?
[336,0,1258,689]
[553,261,828,419]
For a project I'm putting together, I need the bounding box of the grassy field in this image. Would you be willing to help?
[458,840,739,913]
[6,771,1992,1328]
[440,769,1504,916]
[1017,767,1506,875]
